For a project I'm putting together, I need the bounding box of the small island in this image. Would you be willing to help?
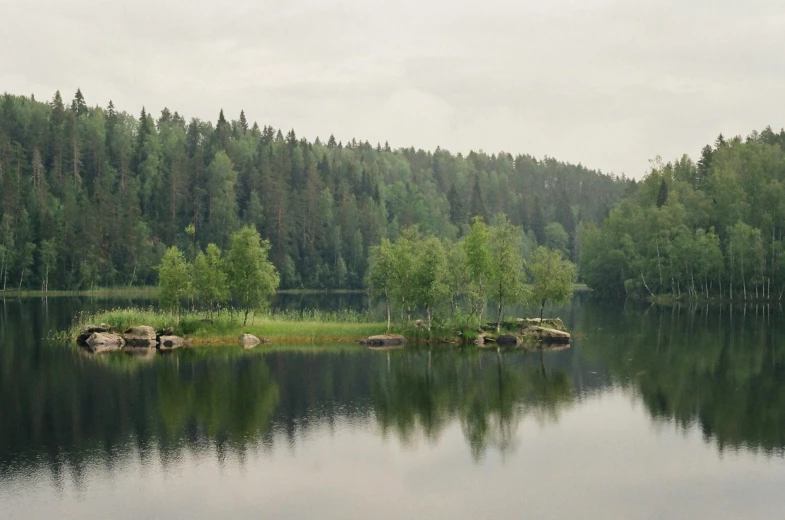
[69,218,576,354]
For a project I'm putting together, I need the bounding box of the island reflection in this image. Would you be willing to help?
[2,297,785,491]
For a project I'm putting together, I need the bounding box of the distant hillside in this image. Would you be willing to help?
[0,90,630,290]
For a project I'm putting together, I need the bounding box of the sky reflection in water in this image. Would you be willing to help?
[1,296,785,519]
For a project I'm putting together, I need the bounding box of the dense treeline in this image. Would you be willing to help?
[0,90,628,291]
[582,129,785,300]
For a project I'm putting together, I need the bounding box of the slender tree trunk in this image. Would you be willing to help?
[496,288,503,334]
[641,273,654,297]
[385,292,391,334]
[540,299,546,322]
[478,296,485,331]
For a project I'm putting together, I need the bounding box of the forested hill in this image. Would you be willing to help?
[0,90,629,291]
[581,128,785,300]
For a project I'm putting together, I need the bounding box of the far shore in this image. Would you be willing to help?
[6,285,591,299]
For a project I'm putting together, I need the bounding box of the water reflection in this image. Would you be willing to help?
[2,296,785,495]
[579,300,785,455]
[372,348,574,461]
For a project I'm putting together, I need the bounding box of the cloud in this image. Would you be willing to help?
[3,0,785,177]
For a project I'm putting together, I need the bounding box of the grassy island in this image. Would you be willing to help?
[70,308,387,345]
[69,307,572,350]
[67,218,577,349]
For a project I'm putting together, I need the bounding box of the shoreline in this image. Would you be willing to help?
[0,287,368,298]
[8,285,591,299]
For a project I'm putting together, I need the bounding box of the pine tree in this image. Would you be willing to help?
[448,184,464,226]
[238,110,248,134]
[469,175,486,221]
[696,145,713,190]
[214,109,229,151]
[71,88,88,117]
[531,197,546,244]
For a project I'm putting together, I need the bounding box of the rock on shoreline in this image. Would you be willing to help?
[85,332,125,353]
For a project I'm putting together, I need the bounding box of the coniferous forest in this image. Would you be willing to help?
[0,90,628,291]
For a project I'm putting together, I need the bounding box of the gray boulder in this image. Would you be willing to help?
[159,335,187,351]
[519,326,571,344]
[85,332,124,353]
[156,327,174,337]
[123,325,157,347]
[77,323,112,344]
[518,318,566,331]
[240,334,263,348]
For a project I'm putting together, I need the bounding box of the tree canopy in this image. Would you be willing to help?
[158,246,192,314]
[581,128,785,300]
[530,247,577,320]
[225,226,280,325]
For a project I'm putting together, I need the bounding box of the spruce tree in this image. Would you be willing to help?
[469,175,486,221]
[448,184,464,226]
[71,88,88,117]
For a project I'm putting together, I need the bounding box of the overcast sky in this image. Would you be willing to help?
[3,0,785,178]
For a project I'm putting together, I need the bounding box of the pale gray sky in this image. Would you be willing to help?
[3,0,785,178]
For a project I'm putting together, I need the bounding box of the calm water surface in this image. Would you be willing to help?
[1,296,785,519]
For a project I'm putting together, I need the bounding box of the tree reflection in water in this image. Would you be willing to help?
[4,296,785,492]
[371,347,574,461]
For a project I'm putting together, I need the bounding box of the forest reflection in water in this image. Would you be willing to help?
[1,296,785,493]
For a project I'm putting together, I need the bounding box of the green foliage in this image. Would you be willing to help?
[530,247,577,320]
[463,216,492,327]
[544,222,569,255]
[411,235,449,330]
[583,131,785,300]
[367,237,397,331]
[225,226,280,325]
[488,215,527,332]
[193,243,229,317]
[366,214,578,332]
[158,246,192,314]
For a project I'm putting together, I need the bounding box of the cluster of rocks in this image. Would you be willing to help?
[77,324,272,354]
[76,324,188,354]
[477,319,571,349]
[487,327,571,347]
[357,317,571,351]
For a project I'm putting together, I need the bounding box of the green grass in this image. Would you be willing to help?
[67,302,576,347]
[70,307,387,345]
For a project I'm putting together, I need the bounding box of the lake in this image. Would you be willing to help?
[1,295,785,519]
